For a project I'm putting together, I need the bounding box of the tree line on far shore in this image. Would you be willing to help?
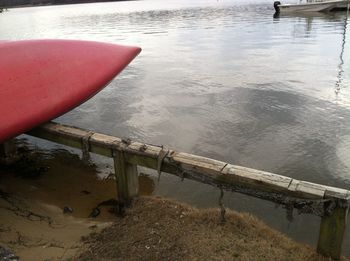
[0,0,120,8]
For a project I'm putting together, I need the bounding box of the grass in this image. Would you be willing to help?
[77,196,345,261]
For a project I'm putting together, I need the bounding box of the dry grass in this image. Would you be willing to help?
[77,196,344,261]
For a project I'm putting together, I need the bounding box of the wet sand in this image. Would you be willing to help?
[0,194,111,260]
[0,147,117,260]
[0,143,154,260]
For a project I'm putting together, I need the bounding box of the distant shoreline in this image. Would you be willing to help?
[0,0,134,9]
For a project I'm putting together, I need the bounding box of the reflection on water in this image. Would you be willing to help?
[0,0,349,256]
[335,14,348,95]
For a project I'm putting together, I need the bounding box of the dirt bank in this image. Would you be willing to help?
[77,196,346,261]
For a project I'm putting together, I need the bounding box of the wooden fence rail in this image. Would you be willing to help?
[7,121,346,260]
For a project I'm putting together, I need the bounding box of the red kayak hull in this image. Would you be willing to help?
[0,40,141,143]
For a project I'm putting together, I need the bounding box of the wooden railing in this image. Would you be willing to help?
[1,121,348,260]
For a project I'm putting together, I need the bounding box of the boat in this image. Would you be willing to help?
[0,40,141,143]
[274,0,350,13]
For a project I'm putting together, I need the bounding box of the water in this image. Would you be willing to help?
[1,0,350,255]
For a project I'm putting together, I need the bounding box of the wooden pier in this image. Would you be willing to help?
[1,121,349,260]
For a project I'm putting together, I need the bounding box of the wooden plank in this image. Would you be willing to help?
[324,187,350,201]
[287,180,326,199]
[28,122,87,150]
[220,164,292,194]
[171,152,227,175]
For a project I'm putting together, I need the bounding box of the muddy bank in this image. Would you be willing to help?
[0,142,155,260]
[0,192,344,261]
[77,196,347,261]
[0,146,116,260]
[0,192,112,260]
[0,143,348,260]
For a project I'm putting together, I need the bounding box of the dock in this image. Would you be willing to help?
[1,121,349,260]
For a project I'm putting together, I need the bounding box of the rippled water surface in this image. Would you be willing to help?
[1,0,350,255]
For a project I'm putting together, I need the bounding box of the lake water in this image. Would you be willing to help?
[0,0,349,256]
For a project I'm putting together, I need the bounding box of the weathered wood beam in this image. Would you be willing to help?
[27,122,350,203]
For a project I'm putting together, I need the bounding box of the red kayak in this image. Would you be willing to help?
[0,40,141,143]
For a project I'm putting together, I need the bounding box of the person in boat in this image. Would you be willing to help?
[274,1,281,13]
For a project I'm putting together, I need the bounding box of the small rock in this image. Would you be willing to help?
[89,207,100,218]
[63,206,73,214]
[0,245,19,261]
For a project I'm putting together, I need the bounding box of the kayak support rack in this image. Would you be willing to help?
[19,121,350,260]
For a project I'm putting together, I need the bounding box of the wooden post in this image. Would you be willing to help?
[0,140,18,164]
[113,150,139,209]
[317,199,350,260]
